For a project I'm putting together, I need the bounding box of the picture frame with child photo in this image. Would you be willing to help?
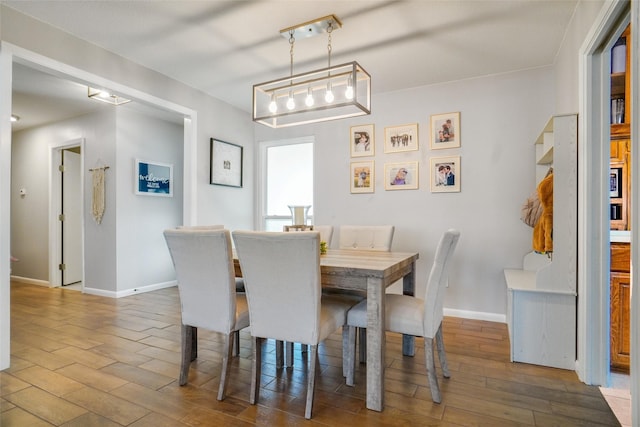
[430,112,460,150]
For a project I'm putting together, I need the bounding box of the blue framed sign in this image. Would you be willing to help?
[135,159,173,197]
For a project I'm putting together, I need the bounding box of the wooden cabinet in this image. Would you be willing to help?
[610,242,630,372]
[610,139,630,230]
[610,25,631,139]
[608,24,631,373]
[610,24,631,230]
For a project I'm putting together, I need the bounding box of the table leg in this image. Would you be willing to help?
[366,277,385,411]
[402,261,416,356]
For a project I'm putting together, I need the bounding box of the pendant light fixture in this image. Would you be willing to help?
[253,15,371,128]
[87,87,131,106]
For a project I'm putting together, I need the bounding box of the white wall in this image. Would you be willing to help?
[555,0,607,114]
[10,108,183,294]
[115,109,183,293]
[0,5,254,230]
[256,67,554,319]
[11,110,116,284]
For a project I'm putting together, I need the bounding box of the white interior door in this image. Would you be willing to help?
[62,148,82,285]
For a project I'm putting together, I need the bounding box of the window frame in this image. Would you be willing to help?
[257,136,314,231]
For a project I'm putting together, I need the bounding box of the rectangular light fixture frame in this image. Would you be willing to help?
[88,87,131,106]
[253,61,371,128]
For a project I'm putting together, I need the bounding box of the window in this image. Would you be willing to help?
[259,137,314,231]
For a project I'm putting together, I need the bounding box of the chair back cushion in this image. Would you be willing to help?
[176,224,224,230]
[423,229,460,336]
[233,231,322,344]
[313,225,334,247]
[163,228,237,332]
[338,225,394,251]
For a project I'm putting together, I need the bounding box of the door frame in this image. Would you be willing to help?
[580,1,638,422]
[578,0,629,387]
[49,139,84,288]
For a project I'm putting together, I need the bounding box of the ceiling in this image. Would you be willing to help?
[5,0,579,131]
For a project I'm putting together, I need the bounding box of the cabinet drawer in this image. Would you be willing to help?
[611,243,630,272]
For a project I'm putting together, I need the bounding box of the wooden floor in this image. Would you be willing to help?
[1,282,620,426]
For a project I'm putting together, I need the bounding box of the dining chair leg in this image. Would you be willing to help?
[358,327,367,364]
[424,337,441,403]
[191,326,198,361]
[179,324,193,386]
[275,340,284,368]
[305,344,318,419]
[344,326,357,386]
[342,327,349,377]
[233,330,240,357]
[286,342,294,367]
[250,337,263,405]
[217,332,234,401]
[435,324,450,378]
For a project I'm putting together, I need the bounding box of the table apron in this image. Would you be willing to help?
[321,263,414,290]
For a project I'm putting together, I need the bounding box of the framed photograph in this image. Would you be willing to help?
[430,112,461,149]
[350,124,375,157]
[384,161,419,190]
[210,138,243,187]
[430,156,460,193]
[135,159,173,197]
[610,167,622,198]
[350,161,374,194]
[384,123,418,153]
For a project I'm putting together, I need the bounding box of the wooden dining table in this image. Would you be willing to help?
[234,248,419,412]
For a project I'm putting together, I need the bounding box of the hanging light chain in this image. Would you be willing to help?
[327,21,333,68]
[289,31,295,79]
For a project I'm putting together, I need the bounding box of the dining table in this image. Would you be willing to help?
[234,248,419,412]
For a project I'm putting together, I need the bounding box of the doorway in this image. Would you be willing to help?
[61,146,83,287]
[49,140,84,289]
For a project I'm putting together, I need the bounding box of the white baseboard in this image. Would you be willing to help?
[10,275,50,287]
[444,307,506,324]
[83,280,177,298]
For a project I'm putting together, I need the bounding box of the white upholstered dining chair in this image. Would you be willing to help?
[177,224,245,295]
[343,229,460,403]
[338,225,394,251]
[232,230,354,419]
[314,225,334,247]
[336,225,395,368]
[163,228,249,401]
[280,225,334,362]
[176,224,224,230]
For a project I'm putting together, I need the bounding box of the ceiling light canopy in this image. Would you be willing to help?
[253,15,371,128]
[88,87,131,106]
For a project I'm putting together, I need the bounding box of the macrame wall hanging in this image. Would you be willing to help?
[89,163,109,224]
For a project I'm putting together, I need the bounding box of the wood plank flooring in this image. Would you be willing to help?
[1,282,621,426]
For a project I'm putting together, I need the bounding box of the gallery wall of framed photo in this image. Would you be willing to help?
[349,112,461,194]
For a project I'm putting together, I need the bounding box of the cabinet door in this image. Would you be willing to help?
[610,272,631,371]
[610,141,630,230]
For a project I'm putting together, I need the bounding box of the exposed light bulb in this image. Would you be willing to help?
[345,76,354,100]
[325,82,334,103]
[10,115,19,122]
[305,87,314,107]
[98,90,111,99]
[286,91,295,110]
[268,94,277,113]
[345,86,354,100]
